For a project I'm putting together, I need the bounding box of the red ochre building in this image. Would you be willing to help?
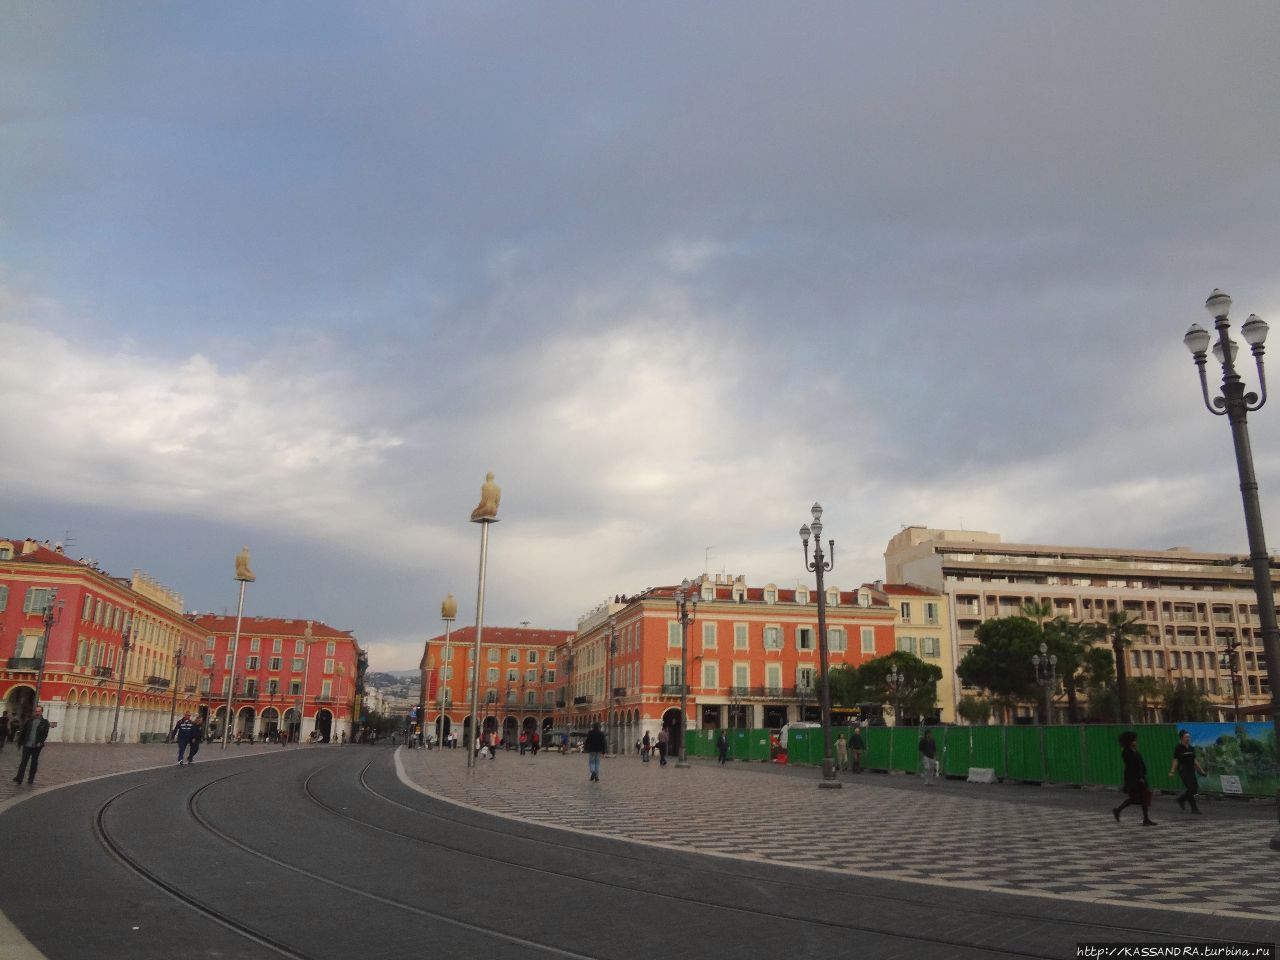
[0,538,204,743]
[419,626,572,746]
[562,573,898,753]
[193,615,365,743]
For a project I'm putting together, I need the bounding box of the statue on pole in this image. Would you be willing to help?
[470,472,501,521]
[235,546,256,582]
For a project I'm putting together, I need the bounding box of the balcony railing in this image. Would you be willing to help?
[146,675,171,689]
[7,658,40,671]
[611,687,627,698]
[555,699,566,708]
[660,684,689,696]
[572,695,592,705]
[183,684,197,693]
[92,665,114,678]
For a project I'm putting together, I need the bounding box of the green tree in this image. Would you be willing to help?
[860,652,942,722]
[957,695,992,725]
[1042,617,1094,723]
[956,616,1043,721]
[1020,599,1054,626]
[1088,612,1146,724]
[826,663,867,707]
[1128,676,1165,723]
[1163,679,1213,722]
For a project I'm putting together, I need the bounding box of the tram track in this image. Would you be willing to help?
[92,767,604,960]
[81,752,1272,960]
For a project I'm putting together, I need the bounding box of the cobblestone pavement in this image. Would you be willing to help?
[398,748,1280,923]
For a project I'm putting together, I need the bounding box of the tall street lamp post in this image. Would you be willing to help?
[1184,289,1280,849]
[439,594,457,747]
[167,646,185,739]
[34,590,62,706]
[110,612,135,743]
[886,667,905,725]
[1032,642,1057,724]
[1220,638,1243,718]
[467,472,500,769]
[223,546,256,750]
[606,616,617,754]
[673,578,698,768]
[800,503,840,788]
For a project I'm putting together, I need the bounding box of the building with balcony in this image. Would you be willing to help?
[563,573,898,754]
[193,615,365,743]
[419,626,571,747]
[0,538,203,742]
[884,525,1279,720]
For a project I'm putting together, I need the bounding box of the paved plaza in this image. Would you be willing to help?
[399,746,1280,922]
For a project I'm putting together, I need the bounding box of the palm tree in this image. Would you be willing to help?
[1042,617,1092,723]
[1090,611,1146,724]
[1020,599,1053,627]
[1128,676,1165,724]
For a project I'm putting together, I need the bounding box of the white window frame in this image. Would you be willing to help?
[763,626,783,650]
[861,627,876,654]
[796,626,815,651]
[827,627,847,652]
[734,624,749,649]
[702,622,717,648]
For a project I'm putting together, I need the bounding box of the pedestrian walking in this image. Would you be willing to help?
[12,705,49,786]
[641,731,651,763]
[584,721,608,782]
[835,733,849,772]
[0,712,9,753]
[1169,729,1207,815]
[657,727,669,766]
[849,727,864,773]
[1113,731,1157,826]
[717,731,729,765]
[531,732,540,756]
[170,712,199,765]
[918,729,938,784]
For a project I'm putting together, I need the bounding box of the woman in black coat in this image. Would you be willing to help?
[1113,730,1156,826]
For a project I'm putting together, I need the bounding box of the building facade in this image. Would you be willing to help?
[419,626,570,747]
[870,582,955,724]
[193,615,365,743]
[885,525,1278,721]
[561,573,899,754]
[0,538,203,742]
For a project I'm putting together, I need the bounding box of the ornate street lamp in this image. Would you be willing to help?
[673,578,698,768]
[110,611,135,743]
[801,504,840,787]
[1220,639,1243,719]
[1032,642,1057,724]
[1184,290,1280,849]
[33,590,62,706]
[606,615,617,754]
[886,667,905,725]
[439,594,457,748]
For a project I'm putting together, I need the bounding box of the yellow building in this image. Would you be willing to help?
[869,582,954,724]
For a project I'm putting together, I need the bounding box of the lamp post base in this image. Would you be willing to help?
[819,759,842,788]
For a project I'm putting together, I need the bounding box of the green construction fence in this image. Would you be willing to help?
[686,723,1260,796]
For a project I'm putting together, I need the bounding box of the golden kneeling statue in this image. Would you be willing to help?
[470,472,501,521]
[234,546,256,582]
[442,593,458,620]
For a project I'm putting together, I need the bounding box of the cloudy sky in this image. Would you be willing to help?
[3,3,1279,671]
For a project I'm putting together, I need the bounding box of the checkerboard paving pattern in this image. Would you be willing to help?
[399,751,1280,921]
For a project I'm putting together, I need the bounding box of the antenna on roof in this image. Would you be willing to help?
[520,621,530,629]
[62,530,77,550]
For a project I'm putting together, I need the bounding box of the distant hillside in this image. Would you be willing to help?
[366,670,419,689]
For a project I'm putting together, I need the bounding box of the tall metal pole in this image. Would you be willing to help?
[674,580,696,768]
[167,648,184,738]
[299,621,314,743]
[440,595,457,747]
[110,611,135,743]
[1185,290,1280,849]
[802,503,841,788]
[606,617,616,754]
[33,591,60,706]
[468,519,496,768]
[222,580,247,750]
